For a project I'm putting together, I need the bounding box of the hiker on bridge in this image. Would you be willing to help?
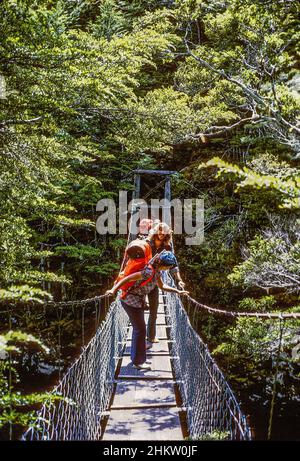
[105,250,189,370]
[139,220,186,345]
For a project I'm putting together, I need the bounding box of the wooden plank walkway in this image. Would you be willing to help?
[102,293,184,441]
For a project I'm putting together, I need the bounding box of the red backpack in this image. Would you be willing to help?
[115,239,154,299]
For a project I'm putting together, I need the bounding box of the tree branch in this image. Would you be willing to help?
[181,114,260,143]
[0,116,45,128]
[183,36,300,136]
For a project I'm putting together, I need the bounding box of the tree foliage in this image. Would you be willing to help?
[0,0,299,439]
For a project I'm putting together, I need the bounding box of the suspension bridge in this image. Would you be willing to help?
[21,170,300,441]
[22,276,252,441]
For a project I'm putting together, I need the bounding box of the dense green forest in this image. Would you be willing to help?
[0,0,299,440]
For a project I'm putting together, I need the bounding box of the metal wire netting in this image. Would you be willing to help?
[22,298,128,440]
[163,273,251,440]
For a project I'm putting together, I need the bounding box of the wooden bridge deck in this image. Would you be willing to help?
[102,293,184,440]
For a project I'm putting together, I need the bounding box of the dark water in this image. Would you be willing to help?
[0,299,109,440]
[239,387,300,440]
[186,308,300,440]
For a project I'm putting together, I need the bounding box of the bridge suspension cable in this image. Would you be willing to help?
[43,294,107,308]
[186,295,300,320]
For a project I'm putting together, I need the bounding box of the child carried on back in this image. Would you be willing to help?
[105,239,188,370]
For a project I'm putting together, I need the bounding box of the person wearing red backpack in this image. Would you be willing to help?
[105,251,189,370]
[114,238,153,288]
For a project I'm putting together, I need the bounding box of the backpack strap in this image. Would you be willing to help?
[119,251,166,299]
[121,262,156,299]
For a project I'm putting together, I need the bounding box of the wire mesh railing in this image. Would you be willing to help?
[22,298,128,440]
[163,272,251,440]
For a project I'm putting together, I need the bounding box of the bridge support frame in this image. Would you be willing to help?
[130,169,177,237]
